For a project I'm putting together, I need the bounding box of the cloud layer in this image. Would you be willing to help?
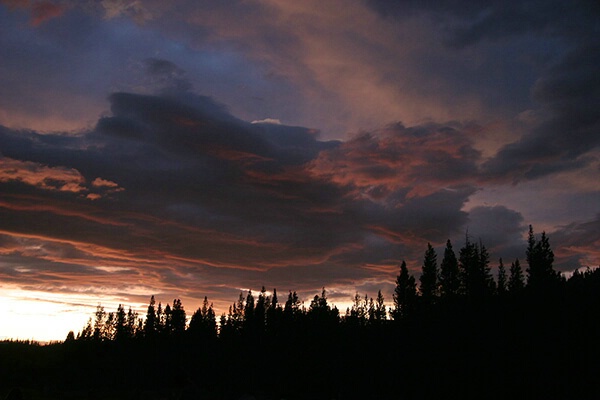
[0,0,598,339]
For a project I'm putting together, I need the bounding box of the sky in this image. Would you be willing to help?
[0,0,599,341]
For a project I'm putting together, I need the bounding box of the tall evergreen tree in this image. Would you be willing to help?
[392,261,417,320]
[308,288,339,325]
[266,288,283,334]
[370,290,387,323]
[526,225,560,291]
[189,296,217,340]
[284,290,302,324]
[156,302,165,334]
[243,290,256,331]
[459,235,494,301]
[163,303,173,335]
[439,239,460,298]
[508,258,525,293]
[254,286,269,332]
[419,243,439,304]
[114,304,128,342]
[348,292,368,325]
[497,258,507,296]
[170,299,186,335]
[93,304,107,341]
[126,307,138,338]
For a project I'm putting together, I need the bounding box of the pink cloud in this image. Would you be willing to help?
[308,123,481,201]
[0,157,86,193]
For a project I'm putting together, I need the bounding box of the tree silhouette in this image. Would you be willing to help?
[253,286,269,334]
[497,258,507,296]
[526,225,561,292]
[163,303,172,335]
[459,235,494,302]
[266,288,283,335]
[347,292,369,326]
[93,304,107,341]
[308,288,339,326]
[419,242,439,304]
[144,295,158,338]
[439,239,460,298]
[188,296,217,340]
[156,301,165,334]
[170,299,186,335]
[114,304,128,342]
[508,258,525,293]
[369,290,387,323]
[392,260,417,320]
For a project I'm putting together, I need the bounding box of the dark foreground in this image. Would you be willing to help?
[2,293,599,400]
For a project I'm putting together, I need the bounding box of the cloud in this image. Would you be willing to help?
[251,118,281,125]
[367,0,599,47]
[0,157,87,193]
[481,40,600,182]
[550,215,600,271]
[0,85,498,310]
[308,122,481,200]
[100,0,152,23]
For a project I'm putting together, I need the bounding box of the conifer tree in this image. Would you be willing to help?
[171,298,186,335]
[78,318,93,340]
[419,243,439,303]
[266,288,283,334]
[114,304,128,341]
[126,307,138,338]
[459,236,494,301]
[163,303,172,335]
[349,292,368,325]
[308,288,339,325]
[243,290,256,331]
[156,302,165,334]
[392,261,417,320]
[93,304,107,341]
[497,258,507,296]
[371,290,387,323]
[231,292,245,332]
[526,225,560,291]
[284,290,302,324]
[189,296,217,340]
[439,239,460,298]
[508,258,525,293]
[144,296,157,338]
[254,286,269,332]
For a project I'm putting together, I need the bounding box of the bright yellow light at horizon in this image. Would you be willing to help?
[0,287,120,342]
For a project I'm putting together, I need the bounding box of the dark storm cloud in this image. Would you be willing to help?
[482,40,600,182]
[0,79,494,301]
[367,0,600,184]
[367,0,599,45]
[365,1,600,167]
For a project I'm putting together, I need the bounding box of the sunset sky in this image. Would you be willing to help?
[1,0,598,341]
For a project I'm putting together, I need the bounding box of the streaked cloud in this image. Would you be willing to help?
[0,0,598,339]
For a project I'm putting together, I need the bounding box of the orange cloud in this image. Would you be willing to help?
[308,123,481,202]
[0,157,86,193]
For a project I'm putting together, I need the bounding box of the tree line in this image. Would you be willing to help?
[2,225,598,399]
[70,225,581,343]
